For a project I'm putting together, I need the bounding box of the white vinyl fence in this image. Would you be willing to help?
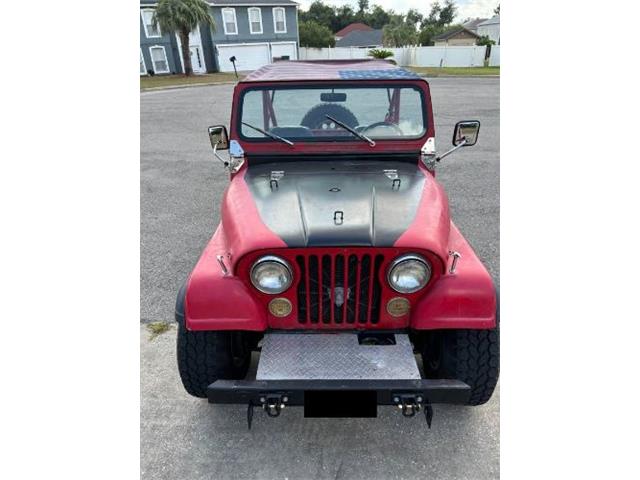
[299,45,494,68]
[489,45,500,66]
[414,46,486,67]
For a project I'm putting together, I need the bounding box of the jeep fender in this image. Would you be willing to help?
[182,225,267,331]
[410,222,497,330]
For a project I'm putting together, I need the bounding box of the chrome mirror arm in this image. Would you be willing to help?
[436,138,467,163]
[213,142,229,167]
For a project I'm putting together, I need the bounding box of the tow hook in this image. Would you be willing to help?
[247,394,289,429]
[264,394,287,417]
[392,394,434,427]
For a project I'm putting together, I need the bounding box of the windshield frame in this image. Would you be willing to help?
[235,81,428,145]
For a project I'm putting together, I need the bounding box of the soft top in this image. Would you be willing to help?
[241,60,421,82]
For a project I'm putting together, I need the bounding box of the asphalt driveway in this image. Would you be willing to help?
[140,77,499,479]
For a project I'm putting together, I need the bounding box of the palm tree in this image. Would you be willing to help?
[154,0,215,76]
[367,49,394,60]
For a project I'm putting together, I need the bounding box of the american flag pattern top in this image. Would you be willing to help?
[242,60,422,82]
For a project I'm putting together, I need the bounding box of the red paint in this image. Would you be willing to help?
[394,166,451,268]
[183,61,496,332]
[233,247,443,330]
[229,79,435,158]
[411,223,497,330]
[184,226,267,331]
[219,168,287,270]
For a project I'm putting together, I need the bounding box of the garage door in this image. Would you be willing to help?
[217,43,270,72]
[271,42,297,61]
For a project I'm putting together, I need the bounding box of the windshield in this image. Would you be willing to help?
[238,85,426,143]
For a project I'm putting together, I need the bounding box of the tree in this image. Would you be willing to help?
[383,20,418,47]
[299,20,336,48]
[357,0,369,14]
[424,0,457,28]
[367,5,391,29]
[419,23,463,46]
[300,0,335,29]
[418,24,443,46]
[476,35,495,46]
[438,0,457,26]
[426,3,442,25]
[154,0,214,76]
[494,4,500,15]
[406,8,424,28]
[418,1,459,46]
[334,5,356,32]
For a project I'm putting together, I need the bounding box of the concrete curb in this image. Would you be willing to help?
[141,81,239,92]
[419,74,500,78]
[140,76,499,93]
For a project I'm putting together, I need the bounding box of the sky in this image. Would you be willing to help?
[296,0,499,22]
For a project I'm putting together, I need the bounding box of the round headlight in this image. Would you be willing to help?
[250,256,293,294]
[387,254,431,294]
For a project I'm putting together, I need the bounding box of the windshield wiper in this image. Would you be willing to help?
[241,122,294,146]
[325,115,376,147]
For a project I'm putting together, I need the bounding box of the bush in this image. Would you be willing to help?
[367,48,394,60]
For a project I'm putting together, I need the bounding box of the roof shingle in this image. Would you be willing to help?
[433,27,480,41]
[335,29,383,48]
[335,23,373,38]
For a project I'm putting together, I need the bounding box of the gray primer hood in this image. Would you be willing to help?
[243,161,427,247]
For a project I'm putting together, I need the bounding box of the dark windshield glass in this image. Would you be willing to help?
[239,85,426,142]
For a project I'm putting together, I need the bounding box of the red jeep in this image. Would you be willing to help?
[176,60,498,426]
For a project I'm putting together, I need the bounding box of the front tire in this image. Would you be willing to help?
[176,317,251,398]
[422,328,499,406]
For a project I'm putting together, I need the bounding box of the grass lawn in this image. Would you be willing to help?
[140,73,242,90]
[408,66,500,76]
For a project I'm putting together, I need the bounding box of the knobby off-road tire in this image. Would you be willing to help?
[422,327,500,406]
[176,317,251,398]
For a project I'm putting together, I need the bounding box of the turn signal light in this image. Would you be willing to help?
[269,298,293,317]
[387,297,410,317]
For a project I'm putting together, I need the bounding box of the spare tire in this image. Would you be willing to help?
[300,103,359,130]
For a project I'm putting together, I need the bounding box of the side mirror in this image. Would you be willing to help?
[208,125,229,150]
[452,120,480,146]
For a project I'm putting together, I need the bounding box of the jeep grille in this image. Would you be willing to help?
[295,253,384,325]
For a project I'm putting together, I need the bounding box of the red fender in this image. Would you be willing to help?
[184,225,268,331]
[410,222,497,330]
[220,168,287,271]
[394,167,451,270]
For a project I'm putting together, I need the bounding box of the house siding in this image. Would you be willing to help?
[477,23,500,44]
[140,9,182,74]
[210,6,298,44]
[139,3,299,74]
[434,30,479,47]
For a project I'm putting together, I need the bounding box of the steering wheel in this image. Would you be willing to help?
[361,121,404,136]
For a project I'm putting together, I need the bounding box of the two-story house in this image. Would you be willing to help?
[140,0,299,75]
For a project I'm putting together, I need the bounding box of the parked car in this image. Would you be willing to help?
[176,60,499,427]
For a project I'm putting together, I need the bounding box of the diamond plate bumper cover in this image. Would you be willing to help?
[207,334,471,407]
[256,333,421,380]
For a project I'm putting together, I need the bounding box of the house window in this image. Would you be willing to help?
[222,8,237,35]
[248,8,263,34]
[149,46,169,74]
[140,49,147,75]
[141,9,161,38]
[273,7,286,33]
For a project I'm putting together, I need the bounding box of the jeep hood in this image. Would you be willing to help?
[240,162,426,247]
[240,160,441,247]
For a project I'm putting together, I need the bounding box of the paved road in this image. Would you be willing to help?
[141,77,499,479]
